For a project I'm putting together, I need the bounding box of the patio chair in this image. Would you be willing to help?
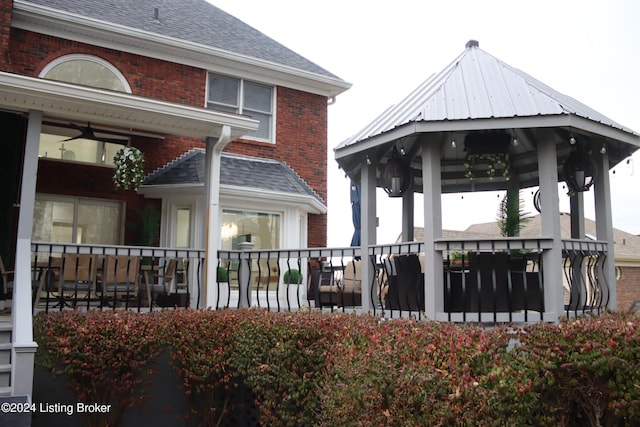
[99,255,140,305]
[0,255,13,298]
[317,260,362,307]
[57,253,98,306]
[148,258,183,307]
[386,254,424,311]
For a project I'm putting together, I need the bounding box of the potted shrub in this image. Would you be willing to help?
[283,268,304,309]
[215,266,230,307]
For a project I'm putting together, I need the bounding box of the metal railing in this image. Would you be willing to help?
[562,239,609,317]
[31,237,610,321]
[31,242,204,313]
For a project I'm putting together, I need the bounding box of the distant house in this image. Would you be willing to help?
[412,213,640,310]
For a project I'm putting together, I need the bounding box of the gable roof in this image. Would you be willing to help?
[15,0,350,97]
[141,149,326,212]
[338,40,637,150]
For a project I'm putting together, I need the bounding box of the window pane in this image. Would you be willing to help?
[40,132,120,166]
[243,81,272,112]
[32,200,75,243]
[77,202,121,245]
[245,111,271,140]
[221,210,280,250]
[208,75,239,107]
[176,208,191,248]
[44,59,126,92]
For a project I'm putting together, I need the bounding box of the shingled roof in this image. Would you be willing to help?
[142,149,324,205]
[23,0,340,80]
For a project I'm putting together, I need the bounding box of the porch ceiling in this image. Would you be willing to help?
[334,41,640,194]
[0,72,259,140]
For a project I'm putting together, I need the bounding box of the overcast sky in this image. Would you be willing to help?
[208,0,640,246]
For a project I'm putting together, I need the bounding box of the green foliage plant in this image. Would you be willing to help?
[283,268,302,284]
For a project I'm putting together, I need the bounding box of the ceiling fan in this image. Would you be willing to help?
[62,123,129,145]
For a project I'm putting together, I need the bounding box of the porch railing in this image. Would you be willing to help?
[562,239,610,317]
[30,237,610,321]
[31,242,204,313]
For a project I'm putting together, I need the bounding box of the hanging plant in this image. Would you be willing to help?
[113,146,145,190]
[464,152,510,180]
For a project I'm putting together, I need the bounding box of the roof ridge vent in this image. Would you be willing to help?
[466,40,479,48]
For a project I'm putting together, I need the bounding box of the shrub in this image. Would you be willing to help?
[230,310,353,426]
[283,269,302,284]
[516,312,640,426]
[158,309,258,426]
[34,310,162,427]
[317,318,536,426]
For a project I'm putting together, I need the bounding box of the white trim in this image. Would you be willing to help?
[39,53,132,93]
[0,72,258,139]
[139,183,326,215]
[12,1,351,98]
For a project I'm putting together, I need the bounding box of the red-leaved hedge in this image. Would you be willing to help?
[34,309,640,426]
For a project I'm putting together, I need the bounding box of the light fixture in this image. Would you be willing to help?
[365,155,372,165]
[381,146,411,198]
[569,135,576,145]
[451,138,457,148]
[562,145,598,195]
[399,145,406,156]
[600,145,607,154]
[512,137,518,146]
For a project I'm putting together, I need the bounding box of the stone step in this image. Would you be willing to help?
[0,343,11,366]
[0,386,10,397]
[0,321,11,345]
[0,364,10,388]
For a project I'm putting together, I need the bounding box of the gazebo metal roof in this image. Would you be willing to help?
[335,40,640,194]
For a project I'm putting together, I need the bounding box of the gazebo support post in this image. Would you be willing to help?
[421,135,443,320]
[593,140,616,310]
[569,192,587,309]
[537,129,564,322]
[402,190,414,242]
[360,160,377,312]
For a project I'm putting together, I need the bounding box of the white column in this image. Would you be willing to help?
[421,134,442,320]
[593,141,616,310]
[12,110,41,397]
[537,129,564,322]
[360,161,376,312]
[204,125,231,308]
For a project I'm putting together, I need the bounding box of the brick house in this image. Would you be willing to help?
[0,0,348,401]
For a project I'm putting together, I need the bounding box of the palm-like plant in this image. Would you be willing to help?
[497,191,531,237]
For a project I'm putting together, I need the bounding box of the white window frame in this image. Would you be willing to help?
[39,54,132,93]
[206,73,276,143]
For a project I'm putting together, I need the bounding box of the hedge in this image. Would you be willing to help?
[34,310,640,426]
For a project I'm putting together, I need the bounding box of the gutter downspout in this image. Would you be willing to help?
[203,125,231,308]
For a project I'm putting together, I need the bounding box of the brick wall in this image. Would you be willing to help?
[14,29,329,247]
[0,0,11,70]
[616,266,640,311]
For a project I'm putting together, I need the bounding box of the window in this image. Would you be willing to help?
[32,196,123,245]
[175,207,192,248]
[40,54,131,93]
[207,74,274,141]
[221,210,280,250]
[38,130,124,166]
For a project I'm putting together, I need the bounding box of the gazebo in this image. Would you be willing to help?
[334,40,640,322]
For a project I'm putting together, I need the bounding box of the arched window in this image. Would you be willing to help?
[39,54,131,93]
